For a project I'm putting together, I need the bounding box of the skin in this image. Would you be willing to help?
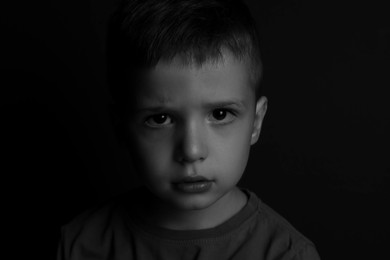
[124,51,267,230]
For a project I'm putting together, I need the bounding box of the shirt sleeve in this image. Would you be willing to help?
[56,226,73,260]
[291,243,321,260]
[56,227,66,260]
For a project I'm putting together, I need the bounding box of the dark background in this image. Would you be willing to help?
[1,0,389,259]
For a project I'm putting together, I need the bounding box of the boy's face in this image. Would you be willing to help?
[125,51,267,212]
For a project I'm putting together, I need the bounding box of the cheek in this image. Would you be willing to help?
[128,130,174,177]
[212,119,253,172]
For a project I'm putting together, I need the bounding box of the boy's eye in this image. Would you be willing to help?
[145,114,172,127]
[209,109,236,124]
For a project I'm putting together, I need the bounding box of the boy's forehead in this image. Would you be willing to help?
[138,51,253,90]
[125,51,257,112]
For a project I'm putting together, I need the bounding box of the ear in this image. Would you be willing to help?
[251,96,268,145]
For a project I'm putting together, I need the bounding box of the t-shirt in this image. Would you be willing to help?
[57,186,321,260]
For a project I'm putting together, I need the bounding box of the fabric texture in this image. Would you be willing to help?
[57,186,321,260]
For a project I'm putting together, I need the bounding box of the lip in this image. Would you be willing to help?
[173,176,213,193]
[176,176,212,183]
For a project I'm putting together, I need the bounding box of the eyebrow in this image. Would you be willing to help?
[202,99,246,110]
[135,99,246,113]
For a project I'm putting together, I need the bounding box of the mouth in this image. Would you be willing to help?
[173,176,214,193]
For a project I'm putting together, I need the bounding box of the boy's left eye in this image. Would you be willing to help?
[208,109,236,124]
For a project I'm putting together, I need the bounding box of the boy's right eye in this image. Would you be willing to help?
[145,114,172,127]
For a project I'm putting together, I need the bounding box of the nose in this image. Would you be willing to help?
[175,119,208,164]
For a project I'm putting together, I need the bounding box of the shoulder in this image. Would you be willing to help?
[58,189,135,259]
[64,192,129,236]
[244,189,321,260]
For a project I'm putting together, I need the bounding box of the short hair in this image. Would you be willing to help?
[107,0,263,107]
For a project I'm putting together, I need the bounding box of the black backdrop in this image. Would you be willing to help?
[1,0,389,259]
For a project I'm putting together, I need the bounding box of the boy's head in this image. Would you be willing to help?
[107,0,267,213]
[107,0,263,108]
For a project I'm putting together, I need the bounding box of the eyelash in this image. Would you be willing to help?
[208,108,237,124]
[144,108,237,128]
[144,114,172,128]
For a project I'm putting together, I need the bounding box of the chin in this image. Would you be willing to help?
[168,192,220,211]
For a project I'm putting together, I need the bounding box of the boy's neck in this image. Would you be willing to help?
[139,187,248,231]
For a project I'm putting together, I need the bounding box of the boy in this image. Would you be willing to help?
[57,0,321,259]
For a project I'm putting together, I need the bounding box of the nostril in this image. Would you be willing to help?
[182,146,207,163]
[175,146,207,164]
